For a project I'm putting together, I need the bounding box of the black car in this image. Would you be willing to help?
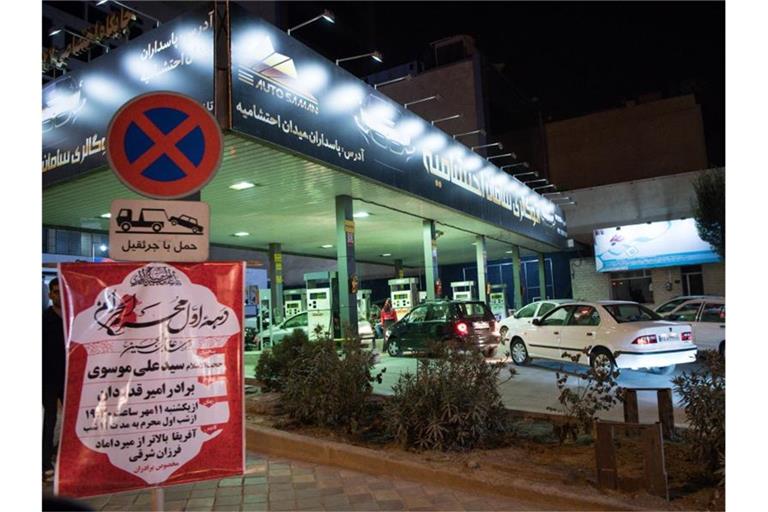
[386,300,499,357]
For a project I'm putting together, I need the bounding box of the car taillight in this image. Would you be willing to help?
[632,335,658,345]
[455,321,469,336]
[681,331,693,342]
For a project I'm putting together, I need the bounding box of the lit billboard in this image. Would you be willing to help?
[594,218,721,272]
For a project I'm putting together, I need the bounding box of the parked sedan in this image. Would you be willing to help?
[497,299,573,342]
[385,300,499,357]
[246,311,374,345]
[654,295,723,316]
[662,297,725,355]
[508,301,697,377]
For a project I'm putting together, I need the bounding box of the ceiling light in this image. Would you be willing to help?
[372,51,383,63]
[48,28,62,36]
[229,181,256,190]
[381,253,392,257]
[233,232,250,237]
[322,10,335,23]
[353,211,370,218]
[321,244,333,249]
[100,212,111,218]
[505,250,514,254]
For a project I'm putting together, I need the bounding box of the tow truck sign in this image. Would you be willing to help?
[108,199,209,262]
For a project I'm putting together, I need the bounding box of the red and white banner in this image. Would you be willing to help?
[55,262,244,498]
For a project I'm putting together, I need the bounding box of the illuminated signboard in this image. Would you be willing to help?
[594,218,721,272]
[42,7,214,184]
[228,4,567,248]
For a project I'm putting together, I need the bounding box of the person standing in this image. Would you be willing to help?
[42,278,66,481]
[380,298,398,351]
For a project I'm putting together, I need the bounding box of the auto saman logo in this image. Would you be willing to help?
[236,35,319,115]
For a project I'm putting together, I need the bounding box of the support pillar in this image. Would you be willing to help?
[422,220,439,300]
[476,235,488,303]
[509,245,523,309]
[538,253,548,300]
[394,259,404,278]
[336,195,358,338]
[268,243,284,325]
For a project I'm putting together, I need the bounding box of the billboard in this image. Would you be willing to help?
[594,218,721,272]
[56,262,244,497]
[228,4,567,248]
[42,7,214,184]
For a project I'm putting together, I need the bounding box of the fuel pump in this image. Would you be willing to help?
[387,277,420,319]
[357,289,372,323]
[489,284,508,320]
[282,288,306,319]
[304,271,338,339]
[451,281,475,301]
[257,288,272,347]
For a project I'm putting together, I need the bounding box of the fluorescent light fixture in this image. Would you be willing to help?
[99,244,108,252]
[100,212,111,218]
[471,142,503,151]
[431,114,461,125]
[381,253,392,257]
[336,51,382,65]
[372,51,383,63]
[487,152,515,161]
[452,129,486,139]
[229,181,256,190]
[404,95,440,109]
[48,28,62,36]
[505,250,514,254]
[321,244,333,249]
[353,211,370,218]
[373,75,411,89]
[233,232,250,237]
[288,10,335,35]
[96,0,109,5]
[322,10,335,23]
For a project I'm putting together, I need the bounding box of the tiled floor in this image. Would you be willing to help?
[44,452,546,511]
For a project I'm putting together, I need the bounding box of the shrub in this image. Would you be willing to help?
[547,349,623,443]
[244,327,259,351]
[384,344,510,451]
[282,333,383,432]
[672,350,725,477]
[254,329,311,392]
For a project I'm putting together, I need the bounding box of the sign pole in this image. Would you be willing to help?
[151,487,164,511]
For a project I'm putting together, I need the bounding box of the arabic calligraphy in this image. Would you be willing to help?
[121,239,199,254]
[42,133,106,172]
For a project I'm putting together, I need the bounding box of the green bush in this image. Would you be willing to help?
[254,329,311,392]
[384,345,510,451]
[672,350,725,478]
[282,334,383,432]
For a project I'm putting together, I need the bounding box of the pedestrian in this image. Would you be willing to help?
[380,298,398,351]
[42,277,66,482]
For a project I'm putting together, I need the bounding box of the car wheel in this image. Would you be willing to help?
[648,365,676,375]
[120,222,131,232]
[719,340,725,359]
[170,219,177,225]
[387,337,403,357]
[152,223,162,232]
[590,348,616,380]
[510,338,530,366]
[193,226,202,234]
[499,326,509,341]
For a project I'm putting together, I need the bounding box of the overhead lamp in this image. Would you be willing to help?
[229,181,256,190]
[232,232,250,237]
[99,212,111,218]
[471,142,503,151]
[552,196,574,202]
[49,27,110,52]
[487,152,516,161]
[381,253,392,257]
[502,162,530,171]
[97,0,161,28]
[336,51,382,65]
[505,250,514,254]
[404,95,440,109]
[523,178,548,185]
[373,74,411,89]
[542,191,563,197]
[321,244,334,249]
[452,129,486,139]
[533,184,557,191]
[288,9,335,35]
[431,114,461,125]
[512,171,537,179]
[353,211,370,218]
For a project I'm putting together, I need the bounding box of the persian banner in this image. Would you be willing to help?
[56,262,244,498]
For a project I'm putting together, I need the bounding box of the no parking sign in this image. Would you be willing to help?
[107,92,223,199]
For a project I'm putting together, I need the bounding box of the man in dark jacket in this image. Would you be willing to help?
[42,277,65,481]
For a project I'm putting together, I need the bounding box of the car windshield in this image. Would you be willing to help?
[456,302,493,320]
[655,298,689,314]
[603,303,662,323]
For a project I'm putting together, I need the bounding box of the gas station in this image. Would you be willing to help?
[42,3,568,343]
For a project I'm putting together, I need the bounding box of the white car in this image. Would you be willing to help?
[497,299,573,342]
[661,297,725,355]
[508,300,697,376]
[654,295,723,317]
[245,311,374,345]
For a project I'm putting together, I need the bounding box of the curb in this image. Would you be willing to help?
[246,424,649,511]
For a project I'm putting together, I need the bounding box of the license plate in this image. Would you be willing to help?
[473,321,489,330]
[658,333,678,342]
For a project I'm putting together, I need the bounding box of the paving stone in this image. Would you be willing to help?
[268,490,296,502]
[190,488,218,499]
[319,486,345,496]
[321,494,350,506]
[269,499,298,511]
[295,488,325,498]
[216,486,243,497]
[268,483,295,493]
[194,480,221,489]
[241,502,267,511]
[267,475,292,484]
[164,490,192,501]
[372,489,401,502]
[347,492,374,504]
[376,499,405,511]
[212,505,241,512]
[296,497,325,510]
[218,477,244,487]
[402,496,434,509]
[213,494,242,506]
[292,474,316,483]
[186,497,216,508]
[294,482,317,490]
[163,500,188,512]
[369,481,395,491]
[242,493,268,504]
[133,493,153,505]
[82,495,111,509]
[461,499,494,511]
[349,501,380,511]
[244,476,267,485]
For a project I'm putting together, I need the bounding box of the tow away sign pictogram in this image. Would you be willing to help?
[107,92,223,199]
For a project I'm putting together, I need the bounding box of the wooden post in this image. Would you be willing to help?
[595,421,618,490]
[657,389,675,440]
[642,423,669,500]
[151,487,164,511]
[623,389,639,426]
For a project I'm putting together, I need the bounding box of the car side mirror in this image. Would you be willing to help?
[531,318,541,326]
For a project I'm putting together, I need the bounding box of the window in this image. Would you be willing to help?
[540,306,573,326]
[610,270,653,304]
[603,304,661,323]
[569,306,600,326]
[701,303,725,323]
[670,302,702,322]
[681,265,704,296]
[406,306,428,324]
[656,298,689,315]
[426,303,450,322]
[456,302,493,320]
[537,302,557,318]
[284,313,307,329]
[514,303,538,319]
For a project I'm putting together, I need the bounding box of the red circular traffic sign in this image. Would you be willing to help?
[107,92,223,199]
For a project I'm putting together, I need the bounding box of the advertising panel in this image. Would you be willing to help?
[42,7,214,184]
[229,4,567,248]
[56,262,244,497]
[594,218,721,272]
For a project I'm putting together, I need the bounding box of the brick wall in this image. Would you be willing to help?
[702,262,725,296]
[570,258,610,301]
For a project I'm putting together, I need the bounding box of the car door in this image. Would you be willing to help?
[422,302,452,344]
[559,305,601,361]
[694,302,725,351]
[398,304,429,350]
[525,305,574,360]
